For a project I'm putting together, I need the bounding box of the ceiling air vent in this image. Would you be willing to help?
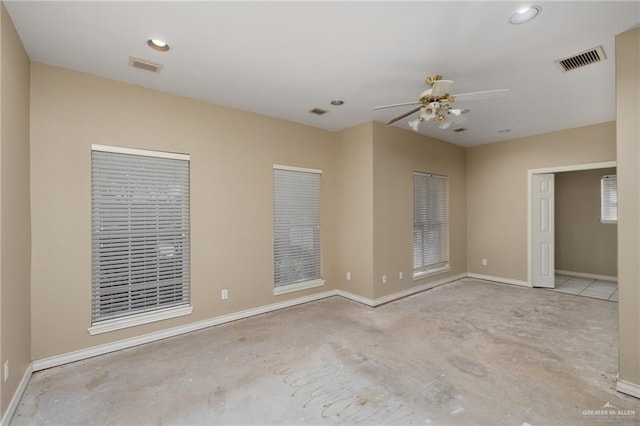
[554,46,606,72]
[129,56,163,73]
[309,108,328,115]
[453,128,467,133]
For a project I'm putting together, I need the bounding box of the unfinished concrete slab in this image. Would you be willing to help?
[11,279,640,425]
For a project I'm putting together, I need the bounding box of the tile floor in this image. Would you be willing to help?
[553,274,618,301]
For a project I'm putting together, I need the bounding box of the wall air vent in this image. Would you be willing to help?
[453,128,467,133]
[129,56,163,73]
[309,108,328,115]
[554,46,606,72]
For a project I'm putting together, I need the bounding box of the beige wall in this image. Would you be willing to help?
[0,2,31,416]
[555,168,617,277]
[466,122,616,282]
[335,122,374,299]
[30,63,339,360]
[371,122,466,298]
[615,28,640,390]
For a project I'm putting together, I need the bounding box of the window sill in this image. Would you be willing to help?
[413,265,451,281]
[600,219,617,224]
[88,304,193,335]
[273,278,325,296]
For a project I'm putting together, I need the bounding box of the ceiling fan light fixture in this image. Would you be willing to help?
[408,119,421,132]
[510,6,541,24]
[147,38,170,51]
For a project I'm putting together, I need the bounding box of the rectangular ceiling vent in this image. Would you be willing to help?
[554,46,606,72]
[453,128,467,133]
[309,108,328,115]
[129,56,163,73]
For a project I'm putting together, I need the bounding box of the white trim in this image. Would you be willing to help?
[0,362,32,426]
[34,290,337,372]
[273,278,325,296]
[466,273,530,287]
[374,273,466,305]
[273,164,322,174]
[335,289,375,306]
[338,273,466,307]
[88,305,193,335]
[527,161,617,286]
[600,219,617,224]
[91,144,190,161]
[527,161,617,176]
[555,270,617,282]
[413,265,451,281]
[616,379,640,399]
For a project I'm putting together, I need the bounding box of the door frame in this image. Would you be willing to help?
[527,161,617,287]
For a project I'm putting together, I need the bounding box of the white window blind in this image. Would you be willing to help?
[413,172,449,276]
[273,167,322,288]
[91,147,190,324]
[601,174,617,224]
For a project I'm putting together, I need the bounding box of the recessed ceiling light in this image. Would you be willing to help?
[147,39,170,52]
[510,6,541,24]
[330,100,344,106]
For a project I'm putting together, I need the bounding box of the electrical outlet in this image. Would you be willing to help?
[399,271,403,280]
[221,289,228,300]
[482,259,488,266]
[3,360,8,383]
[382,274,387,284]
[346,272,351,281]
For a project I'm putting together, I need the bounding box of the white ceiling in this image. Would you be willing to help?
[5,1,640,147]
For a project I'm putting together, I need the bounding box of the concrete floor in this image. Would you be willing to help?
[11,279,640,425]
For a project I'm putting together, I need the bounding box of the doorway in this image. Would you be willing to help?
[528,161,617,288]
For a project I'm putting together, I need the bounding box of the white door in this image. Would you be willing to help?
[532,173,555,288]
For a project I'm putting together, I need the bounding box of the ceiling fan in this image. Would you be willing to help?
[373,75,510,131]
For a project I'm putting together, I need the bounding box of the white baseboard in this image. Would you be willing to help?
[617,379,640,399]
[555,270,617,282]
[0,362,32,426]
[33,290,338,371]
[337,273,467,307]
[466,273,530,287]
[335,289,375,306]
[372,273,467,306]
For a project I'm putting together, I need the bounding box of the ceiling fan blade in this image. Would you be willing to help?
[386,106,422,126]
[452,89,511,102]
[431,80,453,97]
[373,101,421,111]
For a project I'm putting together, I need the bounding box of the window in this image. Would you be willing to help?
[413,172,450,279]
[90,145,191,333]
[601,174,618,224]
[273,165,324,295]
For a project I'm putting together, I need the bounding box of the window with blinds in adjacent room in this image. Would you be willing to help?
[601,174,618,224]
[91,145,191,330]
[413,172,450,279]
